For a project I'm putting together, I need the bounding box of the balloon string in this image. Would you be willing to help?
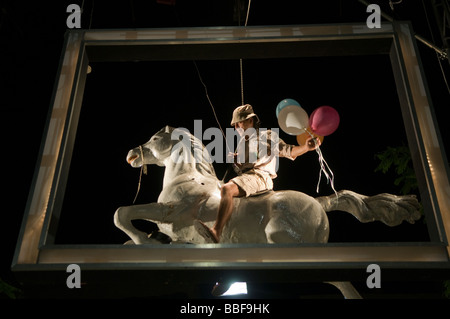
[315,145,337,196]
[305,129,338,198]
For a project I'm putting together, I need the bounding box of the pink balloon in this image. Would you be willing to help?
[309,106,340,136]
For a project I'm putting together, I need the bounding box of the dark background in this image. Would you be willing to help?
[1,0,449,299]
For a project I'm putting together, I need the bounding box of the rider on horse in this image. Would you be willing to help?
[195,104,320,243]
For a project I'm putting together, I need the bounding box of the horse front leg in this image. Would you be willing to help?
[114,201,188,244]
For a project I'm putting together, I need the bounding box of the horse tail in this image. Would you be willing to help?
[315,190,421,226]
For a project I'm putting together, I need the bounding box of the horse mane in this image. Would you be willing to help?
[162,126,217,179]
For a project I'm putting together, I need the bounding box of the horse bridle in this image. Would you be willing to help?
[132,145,148,204]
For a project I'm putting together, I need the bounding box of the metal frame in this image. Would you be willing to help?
[12,23,450,287]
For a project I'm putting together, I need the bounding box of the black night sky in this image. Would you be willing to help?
[2,0,450,300]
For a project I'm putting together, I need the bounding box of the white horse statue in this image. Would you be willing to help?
[114,126,421,298]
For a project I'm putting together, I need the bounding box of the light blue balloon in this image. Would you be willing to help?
[276,98,301,118]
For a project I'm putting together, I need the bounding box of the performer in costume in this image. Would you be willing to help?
[195,104,320,243]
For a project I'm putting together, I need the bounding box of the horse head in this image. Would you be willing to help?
[126,125,174,168]
[126,125,217,179]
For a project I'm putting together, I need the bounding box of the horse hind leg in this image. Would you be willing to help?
[265,218,303,243]
[264,216,322,243]
[264,209,329,244]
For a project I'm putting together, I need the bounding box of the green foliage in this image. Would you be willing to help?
[374,145,419,195]
[444,280,450,299]
[0,277,22,299]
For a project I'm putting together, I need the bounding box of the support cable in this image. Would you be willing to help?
[358,0,448,59]
[239,0,251,105]
[422,0,450,96]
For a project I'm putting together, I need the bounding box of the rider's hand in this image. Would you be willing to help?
[306,136,321,151]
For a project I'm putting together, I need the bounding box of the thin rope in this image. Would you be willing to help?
[193,61,232,154]
[239,0,252,105]
[244,0,251,26]
[88,0,94,29]
[421,0,450,97]
[389,0,403,11]
[132,145,147,204]
[192,0,252,180]
[240,59,244,105]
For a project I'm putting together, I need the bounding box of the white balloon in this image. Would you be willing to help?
[277,104,309,135]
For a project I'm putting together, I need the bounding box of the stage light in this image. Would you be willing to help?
[221,282,248,296]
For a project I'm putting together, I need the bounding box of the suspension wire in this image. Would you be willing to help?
[192,1,252,153]
[82,0,95,29]
[190,1,253,182]
[171,4,230,152]
[359,0,449,96]
[389,0,403,11]
[244,0,251,26]
[240,59,244,106]
[421,0,450,97]
[239,0,252,105]
[193,61,232,154]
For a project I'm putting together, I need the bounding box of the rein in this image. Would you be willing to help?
[132,145,148,204]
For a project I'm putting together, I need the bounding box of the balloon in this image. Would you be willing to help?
[296,127,324,146]
[276,98,300,118]
[277,104,309,136]
[309,106,340,136]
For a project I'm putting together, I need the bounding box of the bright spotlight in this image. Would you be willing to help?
[221,282,248,296]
